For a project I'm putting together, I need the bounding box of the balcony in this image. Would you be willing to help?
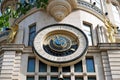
[77,0,103,15]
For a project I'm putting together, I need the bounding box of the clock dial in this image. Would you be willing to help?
[43,31,78,56]
[33,24,88,66]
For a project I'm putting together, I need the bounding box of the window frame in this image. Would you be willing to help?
[27,76,35,80]
[83,21,93,46]
[39,61,47,72]
[27,57,36,72]
[28,23,36,46]
[86,56,95,72]
[74,61,83,72]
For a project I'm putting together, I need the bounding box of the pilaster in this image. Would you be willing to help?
[107,50,120,80]
[0,51,16,80]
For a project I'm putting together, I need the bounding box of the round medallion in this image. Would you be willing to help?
[33,24,88,66]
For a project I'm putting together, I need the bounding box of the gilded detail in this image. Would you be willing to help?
[7,24,18,43]
[104,18,117,42]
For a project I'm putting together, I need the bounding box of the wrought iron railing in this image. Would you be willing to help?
[77,0,103,15]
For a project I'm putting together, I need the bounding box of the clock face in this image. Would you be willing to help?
[43,30,79,56]
[33,24,88,66]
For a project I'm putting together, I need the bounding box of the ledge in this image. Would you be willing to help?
[98,43,120,50]
[0,44,33,53]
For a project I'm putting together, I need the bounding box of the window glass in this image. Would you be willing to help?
[27,76,34,80]
[86,57,95,72]
[39,76,47,80]
[64,77,71,80]
[28,24,36,46]
[74,61,83,72]
[27,57,35,72]
[62,66,70,72]
[88,76,96,80]
[39,61,47,72]
[75,77,83,80]
[51,66,58,72]
[51,77,58,80]
[83,23,92,46]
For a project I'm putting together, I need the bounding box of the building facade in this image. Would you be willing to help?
[0,0,120,80]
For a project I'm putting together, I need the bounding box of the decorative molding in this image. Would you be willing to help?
[47,0,72,21]
[77,0,103,15]
[0,44,33,53]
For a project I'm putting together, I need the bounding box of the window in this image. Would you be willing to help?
[28,24,36,46]
[62,66,70,72]
[112,4,120,29]
[83,23,92,46]
[51,76,58,80]
[88,76,96,80]
[74,61,83,72]
[27,57,35,72]
[64,77,71,80]
[39,61,47,72]
[39,76,47,80]
[27,76,34,80]
[86,57,95,72]
[51,66,58,72]
[75,77,83,80]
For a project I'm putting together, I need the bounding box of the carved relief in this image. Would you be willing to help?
[104,18,117,42]
[7,24,18,43]
[47,0,77,21]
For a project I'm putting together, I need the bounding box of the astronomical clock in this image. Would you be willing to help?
[33,24,88,66]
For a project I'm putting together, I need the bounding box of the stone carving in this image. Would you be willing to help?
[47,0,72,21]
[104,18,117,42]
[7,24,18,43]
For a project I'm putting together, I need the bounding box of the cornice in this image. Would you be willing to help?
[98,43,120,50]
[0,44,33,53]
